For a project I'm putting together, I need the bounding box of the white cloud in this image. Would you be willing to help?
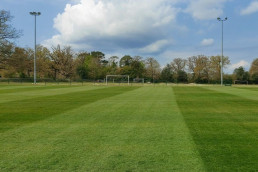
[185,0,229,20]
[241,1,258,15]
[229,60,250,70]
[201,38,214,46]
[139,39,170,53]
[43,0,180,50]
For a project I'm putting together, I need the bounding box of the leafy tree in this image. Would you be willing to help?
[108,56,119,67]
[49,45,75,80]
[8,47,32,77]
[0,41,14,70]
[161,64,174,82]
[75,52,90,79]
[91,51,105,60]
[119,55,133,67]
[35,45,51,78]
[233,66,249,81]
[177,70,188,83]
[88,56,102,80]
[130,56,145,78]
[106,56,119,75]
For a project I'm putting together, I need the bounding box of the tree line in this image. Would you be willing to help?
[1,10,258,84]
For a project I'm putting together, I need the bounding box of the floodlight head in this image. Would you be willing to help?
[217,17,221,21]
[30,12,41,16]
[225,17,228,21]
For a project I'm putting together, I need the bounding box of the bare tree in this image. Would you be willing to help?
[0,10,22,40]
[145,57,160,82]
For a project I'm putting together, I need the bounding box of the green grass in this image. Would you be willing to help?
[0,85,257,171]
[173,86,258,171]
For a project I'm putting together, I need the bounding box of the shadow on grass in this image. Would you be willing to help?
[0,86,139,133]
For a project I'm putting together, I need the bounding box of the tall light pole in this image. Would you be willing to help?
[30,12,41,84]
[217,17,227,86]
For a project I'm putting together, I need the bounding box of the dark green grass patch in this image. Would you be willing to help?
[0,86,138,133]
[0,85,71,94]
[173,86,258,171]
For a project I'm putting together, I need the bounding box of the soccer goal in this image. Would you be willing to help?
[106,75,130,85]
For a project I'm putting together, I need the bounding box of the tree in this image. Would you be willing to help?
[87,56,102,80]
[171,58,187,82]
[249,58,258,83]
[119,55,133,67]
[187,55,210,83]
[75,52,90,79]
[0,10,21,41]
[177,70,188,83]
[49,45,75,80]
[171,58,186,73]
[161,64,174,82]
[233,66,249,81]
[145,57,160,82]
[0,41,14,71]
[36,45,51,78]
[8,47,32,78]
[209,55,230,82]
[106,56,119,75]
[130,56,145,78]
[0,10,21,75]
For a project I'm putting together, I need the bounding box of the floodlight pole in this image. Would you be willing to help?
[30,12,41,84]
[217,17,227,86]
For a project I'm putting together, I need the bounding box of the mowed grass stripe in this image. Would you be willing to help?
[0,85,103,104]
[173,86,258,171]
[0,86,138,133]
[0,86,205,171]
[0,85,70,94]
[206,86,258,101]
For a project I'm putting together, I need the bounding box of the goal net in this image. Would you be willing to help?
[133,78,144,83]
[106,75,130,85]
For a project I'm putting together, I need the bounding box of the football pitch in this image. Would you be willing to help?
[0,85,257,171]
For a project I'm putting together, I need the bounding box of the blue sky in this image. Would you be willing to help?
[1,0,258,73]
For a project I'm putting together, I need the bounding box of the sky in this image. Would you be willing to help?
[1,0,258,73]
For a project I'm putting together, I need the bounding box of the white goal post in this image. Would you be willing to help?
[106,75,130,85]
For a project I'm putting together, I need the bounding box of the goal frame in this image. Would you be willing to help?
[106,75,130,85]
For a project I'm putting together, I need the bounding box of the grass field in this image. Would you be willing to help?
[0,85,257,171]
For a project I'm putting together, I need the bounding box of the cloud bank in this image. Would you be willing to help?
[241,1,258,15]
[43,0,180,53]
[185,0,229,20]
[229,60,250,70]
